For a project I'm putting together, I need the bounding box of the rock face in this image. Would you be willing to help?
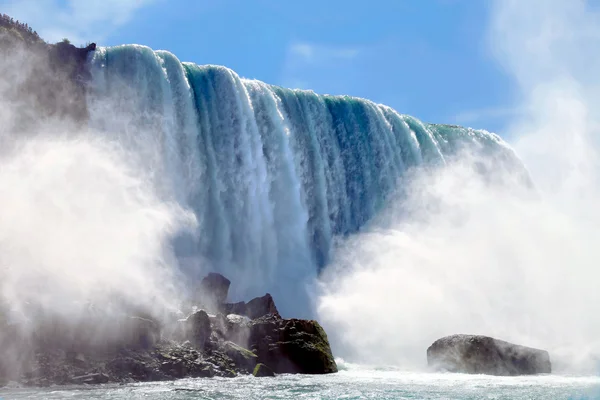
[427,334,551,376]
[0,19,96,128]
[223,293,280,319]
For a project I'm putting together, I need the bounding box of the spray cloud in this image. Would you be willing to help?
[0,32,196,366]
[317,0,600,374]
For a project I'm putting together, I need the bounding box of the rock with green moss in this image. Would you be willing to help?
[223,341,258,373]
[253,363,275,377]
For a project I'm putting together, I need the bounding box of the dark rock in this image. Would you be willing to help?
[71,372,109,384]
[184,310,211,349]
[245,294,280,319]
[253,363,275,377]
[107,357,154,381]
[223,301,247,315]
[427,334,551,376]
[190,364,215,378]
[247,315,337,374]
[160,358,187,379]
[123,316,160,349]
[222,341,258,373]
[223,293,280,320]
[199,273,231,307]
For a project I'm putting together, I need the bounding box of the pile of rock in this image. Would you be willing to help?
[0,273,337,387]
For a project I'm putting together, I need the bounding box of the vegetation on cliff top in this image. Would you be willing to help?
[0,13,43,45]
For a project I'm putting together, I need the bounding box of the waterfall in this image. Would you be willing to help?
[87,45,523,314]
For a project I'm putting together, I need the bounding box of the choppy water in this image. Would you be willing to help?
[3,365,600,400]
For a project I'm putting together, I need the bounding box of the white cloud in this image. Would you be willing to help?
[281,41,361,90]
[452,105,523,125]
[288,41,360,65]
[2,0,156,44]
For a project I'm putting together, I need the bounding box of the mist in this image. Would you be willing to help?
[0,36,196,355]
[316,0,600,374]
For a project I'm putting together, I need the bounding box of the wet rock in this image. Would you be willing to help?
[107,357,154,381]
[222,341,258,373]
[248,315,337,374]
[427,334,551,376]
[184,310,211,349]
[160,358,187,379]
[71,372,109,384]
[253,363,275,377]
[190,364,215,378]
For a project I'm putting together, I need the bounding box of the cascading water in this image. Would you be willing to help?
[87,44,524,316]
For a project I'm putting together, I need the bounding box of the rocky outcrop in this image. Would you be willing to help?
[0,16,96,129]
[224,293,280,319]
[0,273,337,387]
[247,315,337,374]
[427,334,551,376]
[199,273,231,307]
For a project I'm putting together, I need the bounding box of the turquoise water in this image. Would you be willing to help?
[3,368,600,399]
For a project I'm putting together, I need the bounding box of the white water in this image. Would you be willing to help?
[4,367,600,399]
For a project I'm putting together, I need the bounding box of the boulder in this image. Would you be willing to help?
[246,315,337,374]
[427,334,551,376]
[183,310,211,349]
[253,363,275,377]
[199,273,231,306]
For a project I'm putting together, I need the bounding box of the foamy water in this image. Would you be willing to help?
[3,362,600,400]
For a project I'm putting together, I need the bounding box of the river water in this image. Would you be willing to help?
[3,363,599,400]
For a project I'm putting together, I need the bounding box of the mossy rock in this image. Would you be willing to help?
[253,363,275,377]
[223,341,258,373]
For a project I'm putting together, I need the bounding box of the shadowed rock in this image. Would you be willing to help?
[246,315,337,374]
[253,363,275,377]
[199,273,231,311]
[245,294,280,319]
[223,341,258,373]
[427,334,551,376]
[183,310,211,349]
[223,293,280,320]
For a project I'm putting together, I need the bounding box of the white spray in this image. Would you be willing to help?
[317,0,600,374]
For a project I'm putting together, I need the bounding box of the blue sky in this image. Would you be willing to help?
[2,0,518,135]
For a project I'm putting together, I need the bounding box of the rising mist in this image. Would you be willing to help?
[0,34,196,365]
[317,0,600,374]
